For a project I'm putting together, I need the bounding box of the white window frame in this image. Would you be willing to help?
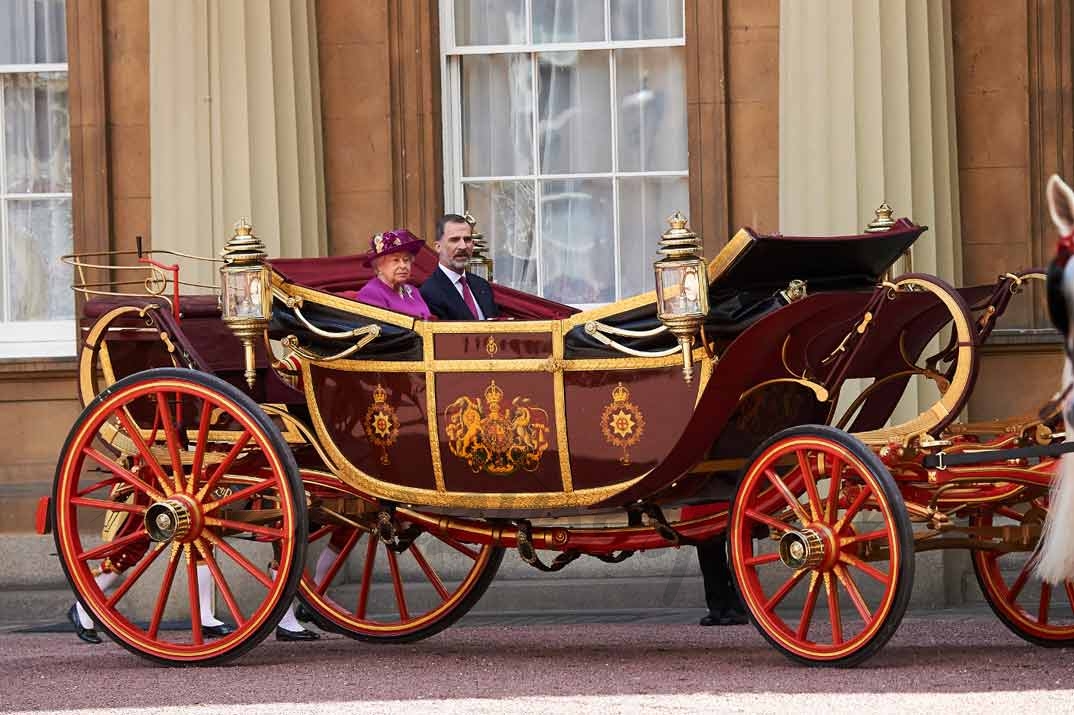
[439,1,688,307]
[0,61,75,358]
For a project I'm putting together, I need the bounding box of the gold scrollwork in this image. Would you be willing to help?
[600,382,645,465]
[444,380,551,475]
[364,384,400,465]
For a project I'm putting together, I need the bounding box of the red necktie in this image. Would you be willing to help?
[459,274,479,319]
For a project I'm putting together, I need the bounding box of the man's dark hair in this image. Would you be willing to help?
[436,213,470,243]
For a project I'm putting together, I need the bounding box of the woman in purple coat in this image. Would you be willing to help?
[356,229,432,319]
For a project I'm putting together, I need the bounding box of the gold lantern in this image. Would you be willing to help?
[464,210,494,283]
[654,211,708,382]
[220,217,271,389]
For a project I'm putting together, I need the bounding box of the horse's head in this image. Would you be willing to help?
[1046,175,1074,342]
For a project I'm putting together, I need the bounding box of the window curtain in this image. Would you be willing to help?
[1,0,72,323]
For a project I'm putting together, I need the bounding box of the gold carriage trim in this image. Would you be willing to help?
[364,384,400,465]
[601,382,645,465]
[444,380,551,475]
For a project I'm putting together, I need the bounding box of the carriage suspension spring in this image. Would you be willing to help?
[515,520,581,572]
[376,510,421,553]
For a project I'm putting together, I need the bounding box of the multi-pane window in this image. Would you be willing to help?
[0,0,72,357]
[441,0,688,306]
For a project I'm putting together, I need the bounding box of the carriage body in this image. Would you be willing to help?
[46,217,1069,668]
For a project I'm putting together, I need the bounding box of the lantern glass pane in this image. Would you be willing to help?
[222,269,264,320]
[656,263,704,317]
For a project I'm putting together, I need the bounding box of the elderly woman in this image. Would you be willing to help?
[356,229,432,319]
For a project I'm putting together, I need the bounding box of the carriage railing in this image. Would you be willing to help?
[62,243,222,320]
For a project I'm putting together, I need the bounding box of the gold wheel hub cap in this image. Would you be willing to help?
[778,528,825,570]
[144,499,193,543]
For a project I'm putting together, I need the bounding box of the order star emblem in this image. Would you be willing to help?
[611,409,635,438]
[371,411,393,439]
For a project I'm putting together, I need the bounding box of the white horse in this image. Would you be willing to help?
[1035,174,1074,584]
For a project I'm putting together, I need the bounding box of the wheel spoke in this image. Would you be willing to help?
[156,392,187,493]
[825,572,843,645]
[76,475,122,498]
[834,564,871,622]
[834,484,874,533]
[840,529,889,546]
[440,535,480,560]
[82,447,164,502]
[763,568,808,612]
[1040,583,1052,625]
[196,431,252,500]
[409,541,450,600]
[765,468,811,525]
[78,530,148,562]
[744,552,782,567]
[70,496,147,515]
[839,552,890,585]
[797,450,822,521]
[308,524,334,544]
[149,546,181,639]
[386,549,409,621]
[107,542,166,608]
[114,409,173,495]
[744,508,793,534]
[825,457,843,523]
[188,400,213,496]
[317,529,361,595]
[186,549,204,646]
[203,517,284,540]
[204,478,277,513]
[201,531,274,589]
[196,539,245,626]
[1008,560,1032,601]
[356,535,378,619]
[796,572,822,639]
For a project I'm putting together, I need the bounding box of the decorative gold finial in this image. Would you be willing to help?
[234,217,253,236]
[866,202,896,232]
[462,209,494,283]
[666,211,689,232]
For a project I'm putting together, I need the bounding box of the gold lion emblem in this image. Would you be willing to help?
[601,382,645,465]
[444,380,550,475]
[364,384,400,465]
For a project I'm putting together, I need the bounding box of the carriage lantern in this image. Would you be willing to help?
[654,211,708,383]
[463,210,494,282]
[220,217,272,389]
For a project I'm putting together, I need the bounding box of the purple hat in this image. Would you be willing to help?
[362,229,423,267]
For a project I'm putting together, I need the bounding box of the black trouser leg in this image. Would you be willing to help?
[696,535,732,614]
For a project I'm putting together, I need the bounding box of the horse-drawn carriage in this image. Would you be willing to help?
[41,206,1074,668]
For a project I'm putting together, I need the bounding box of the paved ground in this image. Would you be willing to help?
[2,609,1073,714]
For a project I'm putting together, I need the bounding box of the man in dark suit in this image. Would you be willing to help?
[420,214,500,320]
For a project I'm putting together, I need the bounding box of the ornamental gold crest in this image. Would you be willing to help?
[601,382,645,465]
[364,384,400,465]
[444,380,551,475]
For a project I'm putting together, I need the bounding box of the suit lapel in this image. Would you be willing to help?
[435,267,473,319]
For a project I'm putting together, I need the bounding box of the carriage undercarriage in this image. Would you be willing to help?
[42,217,1074,668]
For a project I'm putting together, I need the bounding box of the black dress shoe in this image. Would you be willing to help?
[699,612,719,627]
[718,607,749,626]
[276,626,320,641]
[295,602,315,623]
[69,605,101,644]
[201,623,235,638]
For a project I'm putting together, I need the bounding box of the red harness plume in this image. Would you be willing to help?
[1057,232,1074,266]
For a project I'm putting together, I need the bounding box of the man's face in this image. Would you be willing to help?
[437,221,474,271]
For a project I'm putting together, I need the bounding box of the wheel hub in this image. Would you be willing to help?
[144,495,201,543]
[778,528,824,570]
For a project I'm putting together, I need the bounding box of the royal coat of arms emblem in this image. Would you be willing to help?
[600,382,645,465]
[444,380,551,475]
[364,384,400,465]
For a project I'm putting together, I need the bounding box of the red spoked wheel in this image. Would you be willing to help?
[971,493,1074,646]
[297,473,504,642]
[52,368,305,666]
[729,425,914,667]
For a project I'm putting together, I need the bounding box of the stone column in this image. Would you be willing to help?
[779,0,964,606]
[149,0,327,286]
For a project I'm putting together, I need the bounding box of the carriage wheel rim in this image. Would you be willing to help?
[731,435,904,661]
[54,377,299,661]
[297,475,497,636]
[972,502,1074,641]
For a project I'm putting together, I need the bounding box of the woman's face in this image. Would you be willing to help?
[375,252,413,289]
